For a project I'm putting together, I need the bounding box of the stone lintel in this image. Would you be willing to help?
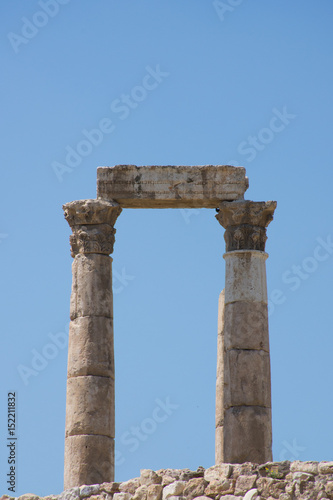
[97,165,249,208]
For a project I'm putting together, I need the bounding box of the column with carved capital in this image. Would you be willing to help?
[63,199,122,489]
[215,200,276,464]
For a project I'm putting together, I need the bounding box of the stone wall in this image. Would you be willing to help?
[3,461,333,500]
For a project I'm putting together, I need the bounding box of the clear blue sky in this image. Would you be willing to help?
[1,0,333,496]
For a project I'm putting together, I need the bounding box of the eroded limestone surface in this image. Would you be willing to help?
[4,461,333,500]
[97,165,249,208]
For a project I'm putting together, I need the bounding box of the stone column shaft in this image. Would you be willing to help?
[63,199,121,489]
[215,200,276,464]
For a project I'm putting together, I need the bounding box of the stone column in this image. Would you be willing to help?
[215,200,276,464]
[63,199,122,489]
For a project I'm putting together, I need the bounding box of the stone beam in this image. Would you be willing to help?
[97,165,248,208]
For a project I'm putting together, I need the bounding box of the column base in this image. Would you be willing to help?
[64,434,114,489]
[216,406,272,464]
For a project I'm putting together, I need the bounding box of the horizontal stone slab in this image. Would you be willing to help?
[97,165,248,208]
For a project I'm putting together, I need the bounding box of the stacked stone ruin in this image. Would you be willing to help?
[63,165,276,490]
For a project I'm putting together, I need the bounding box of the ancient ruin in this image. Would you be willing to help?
[63,165,276,490]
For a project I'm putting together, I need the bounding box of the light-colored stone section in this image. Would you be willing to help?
[326,481,333,495]
[223,302,270,351]
[113,494,133,500]
[290,461,318,474]
[185,497,212,500]
[147,484,163,500]
[58,488,80,500]
[223,349,271,408]
[79,485,100,498]
[65,375,114,437]
[224,251,268,304]
[97,165,248,208]
[140,470,162,487]
[70,254,112,320]
[204,463,233,482]
[64,435,114,489]
[243,490,258,500]
[232,463,259,478]
[182,478,208,499]
[67,316,114,377]
[223,406,272,463]
[162,481,186,499]
[132,486,148,500]
[205,479,234,497]
[292,471,314,481]
[319,462,333,474]
[234,475,257,496]
[119,479,141,494]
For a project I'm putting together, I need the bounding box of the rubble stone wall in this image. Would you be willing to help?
[3,461,333,500]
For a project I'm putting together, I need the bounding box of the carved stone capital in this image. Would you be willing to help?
[63,199,122,257]
[216,200,277,252]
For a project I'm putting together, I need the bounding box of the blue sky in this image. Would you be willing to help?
[1,0,333,496]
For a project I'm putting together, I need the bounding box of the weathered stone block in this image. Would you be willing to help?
[205,478,234,497]
[204,464,233,482]
[64,435,114,489]
[79,485,100,498]
[70,254,112,320]
[113,494,133,500]
[224,251,268,304]
[223,349,271,408]
[319,462,333,474]
[232,463,259,478]
[223,406,272,464]
[58,487,80,500]
[292,472,314,482]
[162,481,186,499]
[325,481,333,495]
[234,474,257,496]
[222,302,269,351]
[119,479,141,494]
[179,468,205,481]
[290,461,318,475]
[147,484,163,500]
[97,165,248,208]
[182,478,207,499]
[100,482,121,494]
[140,470,162,487]
[68,316,114,377]
[65,376,114,437]
[132,486,148,500]
[257,476,287,498]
